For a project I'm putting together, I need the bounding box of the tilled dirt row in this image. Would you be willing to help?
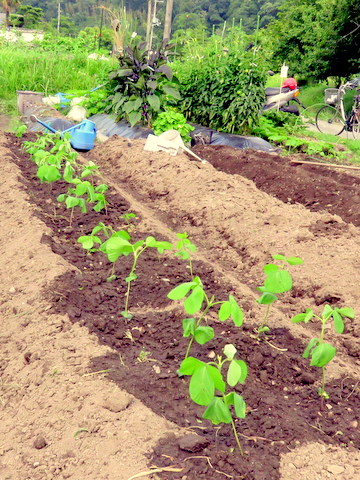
[2,132,359,480]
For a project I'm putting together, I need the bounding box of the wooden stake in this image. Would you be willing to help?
[290,159,360,171]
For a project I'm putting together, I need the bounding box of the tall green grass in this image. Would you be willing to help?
[0,44,115,114]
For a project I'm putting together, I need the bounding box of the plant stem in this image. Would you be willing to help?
[257,303,271,338]
[184,296,215,359]
[321,366,326,394]
[230,417,244,456]
[124,247,146,316]
[189,257,194,279]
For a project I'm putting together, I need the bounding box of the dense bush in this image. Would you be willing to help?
[175,48,266,134]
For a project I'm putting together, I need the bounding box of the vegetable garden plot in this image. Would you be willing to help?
[4,133,359,480]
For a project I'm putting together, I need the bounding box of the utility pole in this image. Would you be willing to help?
[146,0,152,50]
[57,3,61,33]
[98,7,104,51]
[163,0,174,42]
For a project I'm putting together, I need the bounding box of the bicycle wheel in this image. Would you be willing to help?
[315,105,345,135]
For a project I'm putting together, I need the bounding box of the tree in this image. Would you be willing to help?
[1,0,20,29]
[264,0,360,81]
[16,4,43,28]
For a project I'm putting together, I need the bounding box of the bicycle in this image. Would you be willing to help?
[315,78,360,138]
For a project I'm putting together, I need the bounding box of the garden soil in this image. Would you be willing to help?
[1,131,359,480]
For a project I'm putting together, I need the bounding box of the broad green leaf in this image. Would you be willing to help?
[224,344,237,360]
[123,100,135,113]
[133,97,142,110]
[291,313,306,323]
[189,364,214,406]
[303,337,320,358]
[167,282,195,300]
[272,254,286,261]
[235,360,248,383]
[75,182,90,196]
[116,68,133,77]
[37,165,61,183]
[227,360,242,387]
[95,184,108,193]
[79,197,87,213]
[233,394,247,419]
[263,264,278,273]
[147,94,161,112]
[156,64,173,80]
[292,308,314,323]
[304,308,315,323]
[65,196,80,209]
[63,163,74,182]
[322,304,333,321]
[202,397,232,424]
[310,343,337,367]
[77,236,94,250]
[264,269,292,293]
[112,230,131,240]
[332,310,345,334]
[184,285,204,315]
[207,365,226,393]
[57,194,65,202]
[179,356,204,375]
[194,326,214,345]
[218,301,231,321]
[257,292,278,305]
[162,85,181,100]
[128,110,142,127]
[286,256,304,265]
[336,307,354,319]
[229,295,244,326]
[145,236,156,247]
[182,318,196,337]
[103,236,132,262]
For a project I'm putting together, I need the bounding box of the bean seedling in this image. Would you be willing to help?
[179,344,248,455]
[256,254,303,341]
[167,276,243,359]
[292,304,354,404]
[175,232,197,278]
[101,233,172,319]
[77,222,114,252]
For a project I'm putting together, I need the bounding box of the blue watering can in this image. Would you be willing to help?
[29,115,96,151]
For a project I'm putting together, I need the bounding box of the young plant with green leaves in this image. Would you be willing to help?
[15,124,27,138]
[100,232,173,319]
[58,179,108,215]
[292,304,354,402]
[152,110,194,143]
[179,344,248,455]
[77,222,115,253]
[256,254,303,340]
[167,276,243,359]
[175,232,197,278]
[108,41,180,127]
[80,161,100,182]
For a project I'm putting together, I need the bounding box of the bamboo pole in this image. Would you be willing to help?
[290,159,360,170]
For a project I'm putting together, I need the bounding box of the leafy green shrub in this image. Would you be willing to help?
[252,113,348,160]
[152,110,194,142]
[79,88,112,116]
[108,41,180,127]
[176,49,266,134]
